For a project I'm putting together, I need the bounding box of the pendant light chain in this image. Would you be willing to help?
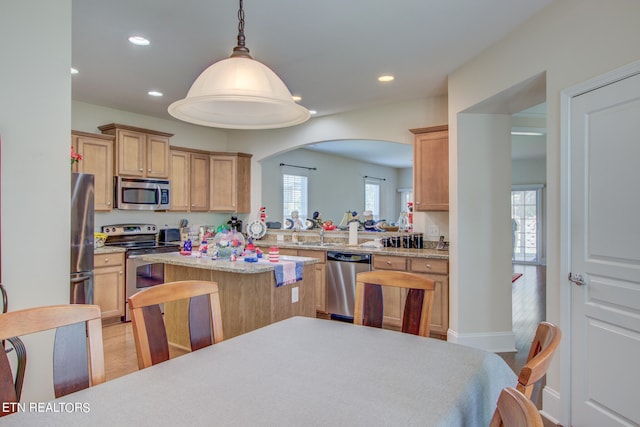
[232,0,251,58]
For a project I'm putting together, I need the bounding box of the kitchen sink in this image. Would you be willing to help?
[298,242,338,247]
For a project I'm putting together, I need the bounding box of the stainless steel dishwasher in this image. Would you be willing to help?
[326,251,372,322]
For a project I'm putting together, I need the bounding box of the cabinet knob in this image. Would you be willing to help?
[104,258,109,263]
[107,202,111,206]
[119,271,123,275]
[139,168,144,172]
[148,169,151,172]
[386,260,392,265]
[425,264,432,269]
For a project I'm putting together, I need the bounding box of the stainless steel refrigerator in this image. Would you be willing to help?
[70,173,94,304]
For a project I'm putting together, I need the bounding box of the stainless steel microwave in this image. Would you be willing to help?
[114,176,170,210]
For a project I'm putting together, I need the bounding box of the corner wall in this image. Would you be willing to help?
[448,0,640,423]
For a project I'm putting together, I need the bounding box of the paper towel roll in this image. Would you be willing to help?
[349,221,358,245]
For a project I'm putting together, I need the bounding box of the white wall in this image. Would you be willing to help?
[261,148,401,224]
[229,96,449,234]
[512,157,545,184]
[0,0,71,401]
[448,0,640,422]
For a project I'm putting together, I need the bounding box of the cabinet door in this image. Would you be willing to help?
[146,134,170,178]
[413,126,448,211]
[190,153,210,211]
[73,133,114,211]
[116,129,145,177]
[235,155,251,213]
[413,272,448,337]
[209,155,237,211]
[169,150,190,211]
[94,264,124,320]
[298,250,326,313]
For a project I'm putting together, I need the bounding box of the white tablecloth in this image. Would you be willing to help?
[1,317,516,426]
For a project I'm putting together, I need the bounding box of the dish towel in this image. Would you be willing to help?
[259,259,303,287]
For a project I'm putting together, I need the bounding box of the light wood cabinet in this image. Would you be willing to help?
[190,153,210,212]
[99,123,172,178]
[93,253,125,321]
[72,131,115,211]
[169,149,190,211]
[298,250,327,313]
[411,125,448,211]
[372,254,449,339]
[209,153,251,213]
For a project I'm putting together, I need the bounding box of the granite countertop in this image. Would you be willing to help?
[140,252,321,274]
[94,246,127,255]
[256,242,449,260]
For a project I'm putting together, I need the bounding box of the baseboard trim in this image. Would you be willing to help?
[540,386,562,425]
[446,328,516,352]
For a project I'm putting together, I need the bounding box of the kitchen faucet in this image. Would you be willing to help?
[318,227,325,245]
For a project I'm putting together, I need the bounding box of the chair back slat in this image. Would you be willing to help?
[189,294,213,351]
[362,283,383,328]
[402,288,424,335]
[142,305,170,366]
[53,322,89,398]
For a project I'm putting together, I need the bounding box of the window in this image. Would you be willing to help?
[511,185,544,264]
[364,179,381,219]
[282,173,308,220]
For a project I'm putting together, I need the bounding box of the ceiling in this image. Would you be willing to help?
[72,0,552,166]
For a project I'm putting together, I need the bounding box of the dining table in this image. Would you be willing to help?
[0,316,517,426]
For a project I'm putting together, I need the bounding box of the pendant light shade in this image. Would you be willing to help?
[168,1,310,129]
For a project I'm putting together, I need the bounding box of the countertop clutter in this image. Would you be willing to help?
[140,252,321,274]
[256,229,449,260]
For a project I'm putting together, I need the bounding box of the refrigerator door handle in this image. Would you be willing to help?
[70,275,92,284]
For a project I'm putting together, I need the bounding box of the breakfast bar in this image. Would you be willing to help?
[139,253,320,344]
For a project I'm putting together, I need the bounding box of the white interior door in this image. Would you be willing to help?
[570,70,640,426]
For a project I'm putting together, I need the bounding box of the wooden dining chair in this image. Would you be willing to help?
[517,321,561,401]
[128,280,224,370]
[354,270,435,337]
[0,304,105,416]
[490,387,543,427]
[0,284,26,402]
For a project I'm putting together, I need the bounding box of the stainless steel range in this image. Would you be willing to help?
[102,223,180,321]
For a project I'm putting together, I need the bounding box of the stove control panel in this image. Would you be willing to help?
[101,223,157,236]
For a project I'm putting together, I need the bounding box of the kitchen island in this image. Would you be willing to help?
[139,252,320,346]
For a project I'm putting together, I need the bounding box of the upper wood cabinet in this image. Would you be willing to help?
[410,125,449,211]
[71,130,115,211]
[99,123,172,178]
[209,153,251,213]
[171,148,253,213]
[169,149,190,211]
[190,153,210,212]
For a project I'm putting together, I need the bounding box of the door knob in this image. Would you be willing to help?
[568,272,585,286]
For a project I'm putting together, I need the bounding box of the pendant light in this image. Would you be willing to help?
[168,0,310,129]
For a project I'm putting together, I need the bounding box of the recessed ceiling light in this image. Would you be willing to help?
[378,75,394,82]
[70,67,79,75]
[148,91,163,97]
[308,110,317,115]
[292,95,302,102]
[511,131,544,136]
[128,36,150,46]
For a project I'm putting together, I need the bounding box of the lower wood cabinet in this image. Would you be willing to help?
[276,248,327,314]
[372,255,449,339]
[93,253,125,321]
